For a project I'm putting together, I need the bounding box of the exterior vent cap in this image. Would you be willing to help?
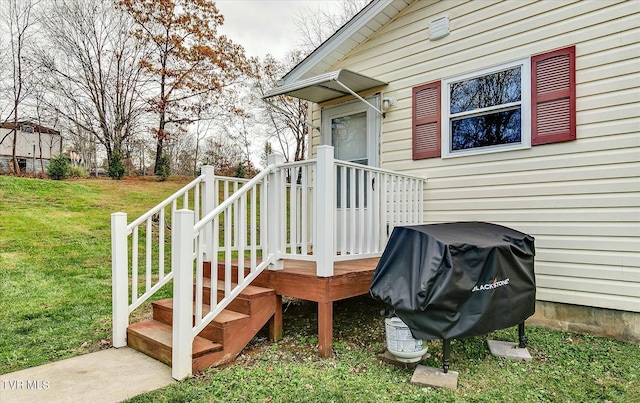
[429,16,449,40]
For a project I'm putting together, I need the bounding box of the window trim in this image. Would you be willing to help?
[440,58,531,158]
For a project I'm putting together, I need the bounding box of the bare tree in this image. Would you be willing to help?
[253,52,309,163]
[39,0,148,175]
[117,0,252,175]
[251,1,368,165]
[0,0,40,174]
[293,0,369,54]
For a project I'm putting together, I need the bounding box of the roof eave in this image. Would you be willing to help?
[281,0,408,84]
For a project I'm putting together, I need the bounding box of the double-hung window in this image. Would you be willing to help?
[412,46,576,160]
[442,59,530,157]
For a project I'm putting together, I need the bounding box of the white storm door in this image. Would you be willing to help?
[321,97,381,254]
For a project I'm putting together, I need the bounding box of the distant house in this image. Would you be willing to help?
[264,0,640,342]
[0,122,63,174]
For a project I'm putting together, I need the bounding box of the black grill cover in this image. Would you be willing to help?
[370,222,535,340]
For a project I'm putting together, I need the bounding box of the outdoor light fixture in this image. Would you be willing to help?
[429,16,449,40]
[382,96,396,111]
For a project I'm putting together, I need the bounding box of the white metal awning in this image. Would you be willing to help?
[263,69,386,103]
[263,69,387,115]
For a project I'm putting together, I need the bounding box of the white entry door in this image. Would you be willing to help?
[322,97,381,254]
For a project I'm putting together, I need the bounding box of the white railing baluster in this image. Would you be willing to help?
[195,232,203,324]
[357,168,364,254]
[339,165,346,254]
[132,226,138,301]
[172,200,177,228]
[211,216,219,310]
[146,218,152,292]
[349,166,356,255]
[159,208,165,279]
[201,166,216,261]
[366,172,374,253]
[194,184,200,221]
[260,179,267,261]
[289,174,297,255]
[301,167,309,255]
[238,194,246,282]
[250,186,257,270]
[224,204,232,297]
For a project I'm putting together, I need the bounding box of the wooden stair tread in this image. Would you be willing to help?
[152,298,250,325]
[212,281,275,298]
[128,319,222,358]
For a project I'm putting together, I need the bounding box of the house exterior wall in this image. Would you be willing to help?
[310,0,640,314]
[0,126,63,173]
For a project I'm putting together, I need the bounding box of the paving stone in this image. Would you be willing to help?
[411,365,458,390]
[487,340,532,361]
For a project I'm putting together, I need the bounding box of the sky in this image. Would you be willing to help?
[216,0,342,59]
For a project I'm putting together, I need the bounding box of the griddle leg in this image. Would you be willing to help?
[518,322,528,348]
[442,339,450,373]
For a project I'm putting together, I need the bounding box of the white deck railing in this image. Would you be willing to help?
[172,166,276,379]
[111,146,427,380]
[273,146,426,273]
[110,169,248,352]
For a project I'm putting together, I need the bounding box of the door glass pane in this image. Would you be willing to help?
[331,111,367,163]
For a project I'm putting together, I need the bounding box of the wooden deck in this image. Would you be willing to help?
[209,257,380,357]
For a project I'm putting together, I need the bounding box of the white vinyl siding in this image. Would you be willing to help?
[310,0,640,312]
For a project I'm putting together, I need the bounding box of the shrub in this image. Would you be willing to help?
[70,165,89,178]
[108,152,125,180]
[156,154,171,181]
[47,154,71,180]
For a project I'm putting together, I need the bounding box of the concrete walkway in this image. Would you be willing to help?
[0,347,175,403]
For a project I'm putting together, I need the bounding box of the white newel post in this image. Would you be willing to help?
[201,165,216,261]
[267,154,285,270]
[172,209,194,380]
[315,146,335,277]
[111,212,129,348]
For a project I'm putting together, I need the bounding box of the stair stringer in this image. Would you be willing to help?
[191,288,277,371]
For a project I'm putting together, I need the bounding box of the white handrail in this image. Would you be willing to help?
[127,175,204,231]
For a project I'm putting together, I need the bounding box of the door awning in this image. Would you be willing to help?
[263,69,387,104]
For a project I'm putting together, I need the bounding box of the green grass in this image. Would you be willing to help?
[0,175,191,372]
[128,296,640,402]
[1,175,639,402]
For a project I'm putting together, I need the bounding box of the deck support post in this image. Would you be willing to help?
[318,301,333,357]
[172,209,194,380]
[269,294,283,341]
[111,212,128,348]
[315,145,335,277]
[201,165,216,262]
[267,154,285,270]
